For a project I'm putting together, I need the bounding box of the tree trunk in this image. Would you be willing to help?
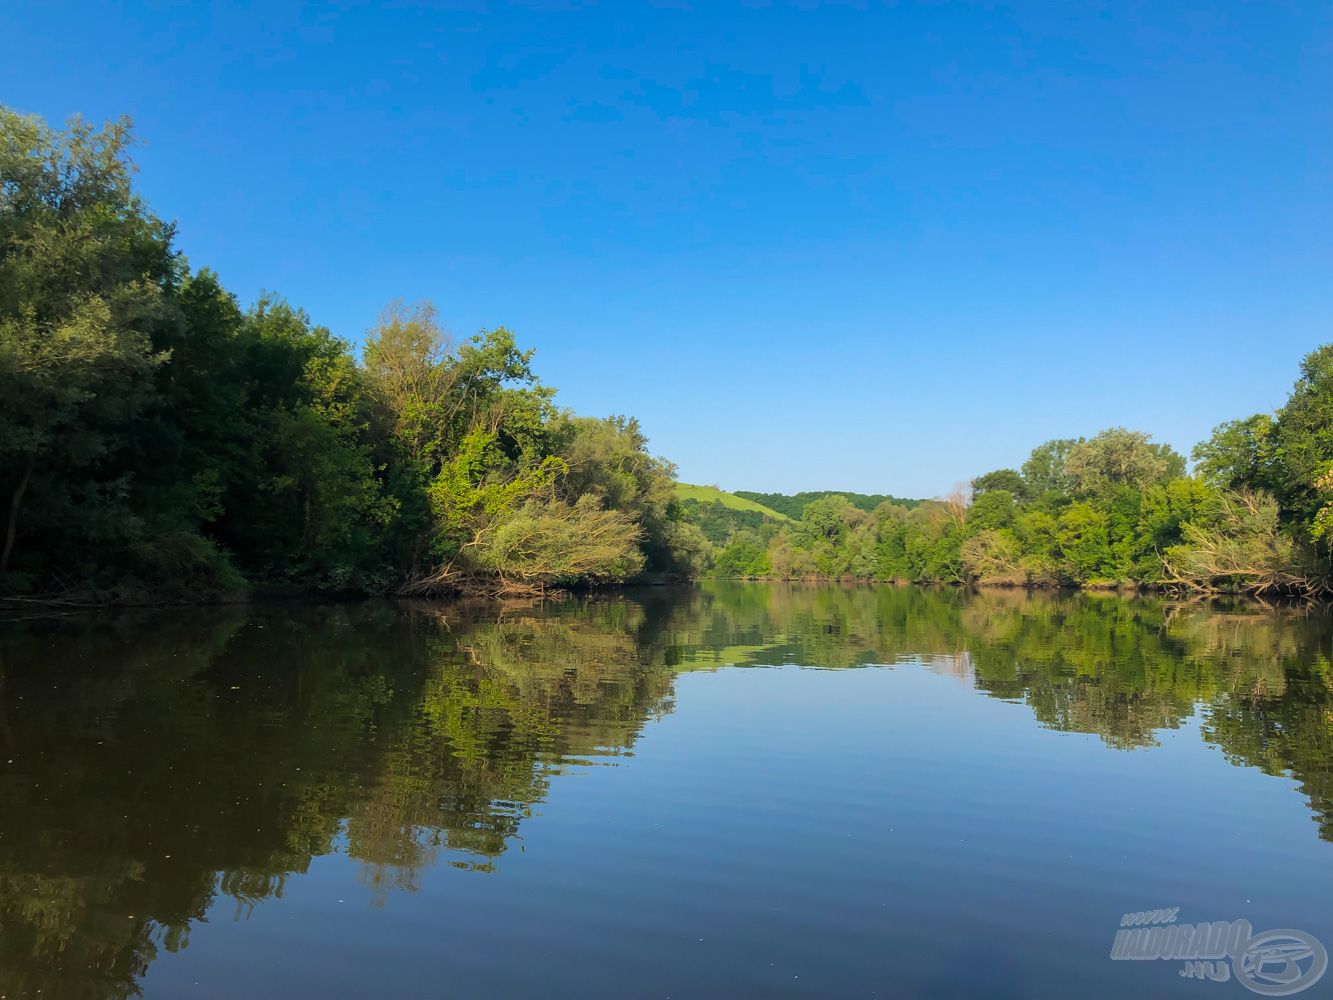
[1,459,34,576]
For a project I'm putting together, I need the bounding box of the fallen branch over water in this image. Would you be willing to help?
[397,566,559,599]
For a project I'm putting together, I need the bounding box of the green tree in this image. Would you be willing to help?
[798,494,852,548]
[1135,477,1223,567]
[712,530,772,577]
[1057,502,1114,583]
[553,413,689,572]
[212,297,393,587]
[1268,345,1333,533]
[960,529,1025,583]
[1163,491,1313,595]
[474,495,645,589]
[1063,428,1185,497]
[0,109,173,582]
[966,489,1017,533]
[971,468,1029,502]
[1021,438,1082,498]
[1193,414,1275,491]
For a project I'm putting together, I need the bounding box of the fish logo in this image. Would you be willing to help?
[1234,929,1327,997]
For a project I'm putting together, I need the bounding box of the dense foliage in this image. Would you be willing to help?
[685,394,1333,596]
[0,109,700,598]
[4,108,1332,599]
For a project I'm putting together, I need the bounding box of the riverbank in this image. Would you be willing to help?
[5,570,1321,617]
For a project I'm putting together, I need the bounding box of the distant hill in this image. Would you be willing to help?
[733,490,921,519]
[674,483,792,521]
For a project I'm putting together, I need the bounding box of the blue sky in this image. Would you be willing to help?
[3,2,1329,497]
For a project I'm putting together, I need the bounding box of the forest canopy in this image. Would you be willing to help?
[685,409,1333,596]
[2,107,1330,599]
[0,108,704,598]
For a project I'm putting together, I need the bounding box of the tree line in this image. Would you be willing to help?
[731,489,921,520]
[4,107,1329,600]
[0,108,709,599]
[692,367,1333,596]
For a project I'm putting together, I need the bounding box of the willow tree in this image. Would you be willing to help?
[1162,491,1314,596]
[473,495,644,593]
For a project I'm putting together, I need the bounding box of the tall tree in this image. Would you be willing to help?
[0,109,173,580]
[1063,428,1185,497]
[1021,438,1082,498]
[1269,345,1333,532]
[1192,414,1275,491]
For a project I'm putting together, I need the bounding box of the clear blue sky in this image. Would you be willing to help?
[3,2,1329,498]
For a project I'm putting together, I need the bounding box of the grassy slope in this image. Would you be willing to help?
[674,483,792,521]
[734,489,921,517]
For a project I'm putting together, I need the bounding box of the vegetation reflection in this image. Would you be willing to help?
[0,584,1330,997]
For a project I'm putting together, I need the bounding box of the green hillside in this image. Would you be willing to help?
[734,490,921,519]
[674,483,791,521]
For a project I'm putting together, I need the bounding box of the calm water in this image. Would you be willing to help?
[2,584,1331,999]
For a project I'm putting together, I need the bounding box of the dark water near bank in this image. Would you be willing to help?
[2,584,1332,999]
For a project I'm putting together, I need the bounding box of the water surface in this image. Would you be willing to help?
[2,584,1331,998]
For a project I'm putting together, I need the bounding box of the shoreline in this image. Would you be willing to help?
[2,575,1320,616]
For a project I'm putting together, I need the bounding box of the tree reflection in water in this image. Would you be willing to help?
[0,584,1329,997]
